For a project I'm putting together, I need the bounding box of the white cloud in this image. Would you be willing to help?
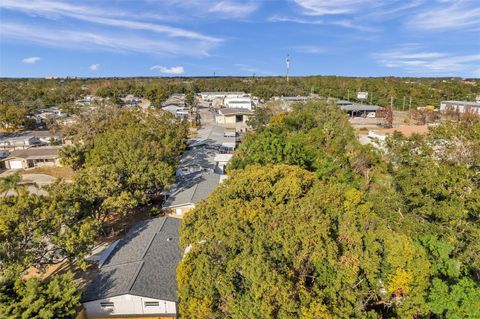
[293,46,324,54]
[267,15,376,32]
[0,0,221,57]
[208,1,258,18]
[150,65,185,74]
[163,0,259,18]
[1,22,213,57]
[89,64,100,71]
[294,0,423,17]
[22,56,40,64]
[1,0,221,42]
[375,46,480,76]
[408,0,480,31]
[294,0,380,16]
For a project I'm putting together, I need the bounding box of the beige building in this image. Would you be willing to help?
[215,108,253,124]
[2,146,61,170]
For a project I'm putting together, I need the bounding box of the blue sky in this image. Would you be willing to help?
[0,0,479,78]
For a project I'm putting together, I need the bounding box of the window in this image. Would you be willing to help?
[145,301,160,307]
[100,302,114,308]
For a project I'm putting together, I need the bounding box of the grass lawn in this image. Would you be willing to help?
[22,166,75,181]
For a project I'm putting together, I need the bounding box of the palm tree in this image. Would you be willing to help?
[0,172,23,197]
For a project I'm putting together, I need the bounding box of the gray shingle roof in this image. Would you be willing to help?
[163,171,221,209]
[4,146,61,160]
[82,217,182,302]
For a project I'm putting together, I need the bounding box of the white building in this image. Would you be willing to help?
[440,101,480,115]
[82,217,181,319]
[199,91,247,102]
[224,96,253,110]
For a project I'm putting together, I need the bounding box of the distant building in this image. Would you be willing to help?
[199,92,247,102]
[2,146,61,169]
[224,96,253,110]
[122,94,141,107]
[82,217,182,319]
[162,94,186,107]
[215,108,253,124]
[440,101,480,115]
[162,105,188,119]
[337,100,381,118]
[0,131,61,149]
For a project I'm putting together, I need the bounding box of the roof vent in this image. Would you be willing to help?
[167,237,173,241]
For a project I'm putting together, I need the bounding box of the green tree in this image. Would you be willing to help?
[0,272,80,319]
[178,165,431,319]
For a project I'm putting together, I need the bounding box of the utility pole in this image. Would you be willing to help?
[347,89,350,101]
[409,96,412,110]
[286,54,291,83]
[402,96,406,111]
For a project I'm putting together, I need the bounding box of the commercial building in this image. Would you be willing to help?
[337,100,381,118]
[440,101,480,115]
[215,108,253,124]
[224,96,253,110]
[199,92,246,102]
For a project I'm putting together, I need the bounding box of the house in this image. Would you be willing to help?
[2,146,62,169]
[82,217,182,319]
[215,108,254,124]
[162,94,186,107]
[162,105,189,119]
[0,131,61,149]
[440,101,480,115]
[224,96,253,110]
[162,171,221,216]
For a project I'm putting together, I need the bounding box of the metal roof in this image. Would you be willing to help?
[82,217,182,303]
[339,104,381,112]
[219,108,254,116]
[441,101,480,107]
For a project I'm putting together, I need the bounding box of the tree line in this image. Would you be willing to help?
[0,107,188,318]
[178,101,480,318]
[1,76,479,112]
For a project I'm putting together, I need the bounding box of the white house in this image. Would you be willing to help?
[82,217,182,319]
